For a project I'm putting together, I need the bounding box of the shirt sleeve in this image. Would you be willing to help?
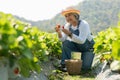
[71,20,90,44]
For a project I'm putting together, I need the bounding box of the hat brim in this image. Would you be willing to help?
[61,10,80,16]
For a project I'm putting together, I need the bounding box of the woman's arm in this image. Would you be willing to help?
[57,31,62,38]
[59,31,67,42]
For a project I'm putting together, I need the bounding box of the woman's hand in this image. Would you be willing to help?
[55,24,61,32]
[62,28,71,36]
[55,24,62,38]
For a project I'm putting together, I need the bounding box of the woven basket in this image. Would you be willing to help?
[65,59,82,75]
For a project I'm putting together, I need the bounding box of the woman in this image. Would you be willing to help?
[55,7,95,72]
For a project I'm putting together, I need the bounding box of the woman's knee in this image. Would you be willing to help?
[63,40,70,44]
[62,40,77,51]
[62,40,71,47]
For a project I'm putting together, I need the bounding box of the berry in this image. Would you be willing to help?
[62,26,64,29]
[14,67,19,74]
[58,25,60,28]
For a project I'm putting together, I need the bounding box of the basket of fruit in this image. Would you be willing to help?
[65,59,82,75]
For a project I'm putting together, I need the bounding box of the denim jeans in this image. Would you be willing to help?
[61,40,94,70]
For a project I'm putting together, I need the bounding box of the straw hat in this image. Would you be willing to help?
[61,7,80,16]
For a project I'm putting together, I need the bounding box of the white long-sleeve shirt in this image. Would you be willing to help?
[59,20,93,44]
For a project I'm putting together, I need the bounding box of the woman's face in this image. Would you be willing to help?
[65,13,77,24]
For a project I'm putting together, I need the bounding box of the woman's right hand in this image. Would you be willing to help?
[55,24,61,32]
[55,24,63,38]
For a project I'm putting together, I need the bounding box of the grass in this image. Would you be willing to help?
[49,69,95,80]
[64,70,95,80]
[64,76,95,80]
[64,72,95,80]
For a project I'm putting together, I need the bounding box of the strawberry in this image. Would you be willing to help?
[62,26,64,29]
[57,25,60,28]
[14,67,19,74]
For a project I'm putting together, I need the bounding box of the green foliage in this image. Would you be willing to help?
[44,33,62,58]
[94,20,120,61]
[0,12,62,77]
[111,27,120,60]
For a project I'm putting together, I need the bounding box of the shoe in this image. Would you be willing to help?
[58,64,67,72]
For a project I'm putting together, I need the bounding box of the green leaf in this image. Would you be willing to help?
[112,40,120,60]
[23,48,33,59]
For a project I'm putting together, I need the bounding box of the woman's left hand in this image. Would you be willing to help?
[62,28,71,36]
